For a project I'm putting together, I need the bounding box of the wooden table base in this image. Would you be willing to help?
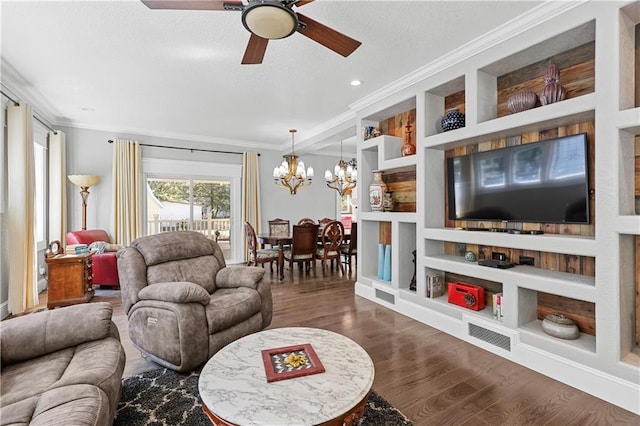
[202,391,369,426]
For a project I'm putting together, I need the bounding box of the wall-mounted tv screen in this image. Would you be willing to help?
[446,133,589,224]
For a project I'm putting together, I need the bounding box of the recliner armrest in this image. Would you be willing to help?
[216,266,265,290]
[137,282,210,305]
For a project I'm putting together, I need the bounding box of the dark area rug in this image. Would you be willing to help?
[115,367,412,425]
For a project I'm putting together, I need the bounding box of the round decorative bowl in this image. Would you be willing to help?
[507,90,537,114]
[541,312,580,340]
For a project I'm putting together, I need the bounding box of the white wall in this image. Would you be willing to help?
[61,126,341,238]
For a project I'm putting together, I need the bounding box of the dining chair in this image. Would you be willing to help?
[341,221,357,271]
[283,223,319,274]
[244,221,280,273]
[268,218,290,236]
[297,218,316,225]
[317,220,345,274]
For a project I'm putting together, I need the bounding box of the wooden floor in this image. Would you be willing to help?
[44,266,639,425]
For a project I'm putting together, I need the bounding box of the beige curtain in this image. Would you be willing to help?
[111,139,143,246]
[48,131,66,245]
[242,152,261,261]
[7,103,38,314]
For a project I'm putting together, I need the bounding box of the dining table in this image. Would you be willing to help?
[257,230,350,280]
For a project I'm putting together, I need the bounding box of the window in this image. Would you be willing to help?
[33,121,47,250]
[143,158,242,264]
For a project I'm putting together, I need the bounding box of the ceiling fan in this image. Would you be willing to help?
[140,0,362,64]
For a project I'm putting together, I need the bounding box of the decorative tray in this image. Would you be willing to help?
[261,343,325,383]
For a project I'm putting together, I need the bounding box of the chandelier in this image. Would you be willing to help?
[273,129,314,195]
[324,140,357,197]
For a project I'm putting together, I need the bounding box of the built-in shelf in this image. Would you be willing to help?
[423,254,596,302]
[424,227,598,257]
[354,2,640,413]
[422,94,596,150]
[520,319,596,354]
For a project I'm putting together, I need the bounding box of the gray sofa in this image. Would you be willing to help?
[0,302,126,426]
[117,231,273,372]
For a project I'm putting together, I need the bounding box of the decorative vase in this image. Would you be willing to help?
[539,63,566,106]
[369,170,388,212]
[382,244,392,281]
[507,90,537,113]
[382,192,395,212]
[401,119,416,157]
[464,251,477,262]
[441,108,465,132]
[541,312,580,340]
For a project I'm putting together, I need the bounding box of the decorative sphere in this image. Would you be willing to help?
[441,108,465,132]
[464,251,477,262]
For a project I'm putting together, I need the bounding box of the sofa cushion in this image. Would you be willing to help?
[32,384,111,426]
[1,348,75,407]
[1,303,114,365]
[206,288,262,334]
[147,256,221,294]
[132,231,215,266]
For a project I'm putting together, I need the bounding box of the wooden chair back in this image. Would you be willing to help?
[290,224,320,257]
[244,221,259,264]
[346,221,357,254]
[268,218,290,236]
[297,217,316,225]
[318,220,345,273]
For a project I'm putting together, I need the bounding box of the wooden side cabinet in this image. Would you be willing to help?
[45,253,94,309]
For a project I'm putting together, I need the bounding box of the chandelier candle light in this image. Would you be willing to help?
[324,140,357,197]
[68,174,100,231]
[273,129,314,195]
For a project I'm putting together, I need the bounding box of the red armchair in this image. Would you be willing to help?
[66,229,120,288]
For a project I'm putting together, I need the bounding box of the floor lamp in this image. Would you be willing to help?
[68,174,100,231]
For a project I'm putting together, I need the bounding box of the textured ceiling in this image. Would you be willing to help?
[1,0,542,154]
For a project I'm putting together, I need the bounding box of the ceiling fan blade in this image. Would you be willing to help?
[296,13,361,58]
[242,34,269,64]
[140,0,241,10]
[293,0,314,6]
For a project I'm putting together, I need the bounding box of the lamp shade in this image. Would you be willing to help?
[68,174,100,188]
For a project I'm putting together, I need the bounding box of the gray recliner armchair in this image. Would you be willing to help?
[117,231,273,372]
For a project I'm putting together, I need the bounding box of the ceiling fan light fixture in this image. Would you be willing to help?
[242,2,298,40]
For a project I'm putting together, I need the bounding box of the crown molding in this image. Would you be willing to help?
[56,119,282,152]
[348,0,587,113]
[1,59,62,127]
[293,109,357,153]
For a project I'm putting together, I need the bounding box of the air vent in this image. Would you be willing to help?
[375,289,395,305]
[468,323,511,351]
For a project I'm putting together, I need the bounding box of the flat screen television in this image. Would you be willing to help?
[446,133,589,224]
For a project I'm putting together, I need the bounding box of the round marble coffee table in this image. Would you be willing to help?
[198,327,375,425]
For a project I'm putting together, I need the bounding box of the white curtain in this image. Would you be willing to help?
[48,131,66,245]
[111,139,143,246]
[242,152,261,261]
[7,102,38,314]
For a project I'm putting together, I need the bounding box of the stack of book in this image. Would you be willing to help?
[426,275,444,298]
[493,292,504,321]
[66,244,89,255]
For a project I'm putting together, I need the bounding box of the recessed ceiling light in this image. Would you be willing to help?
[80,107,95,112]
[350,80,362,86]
